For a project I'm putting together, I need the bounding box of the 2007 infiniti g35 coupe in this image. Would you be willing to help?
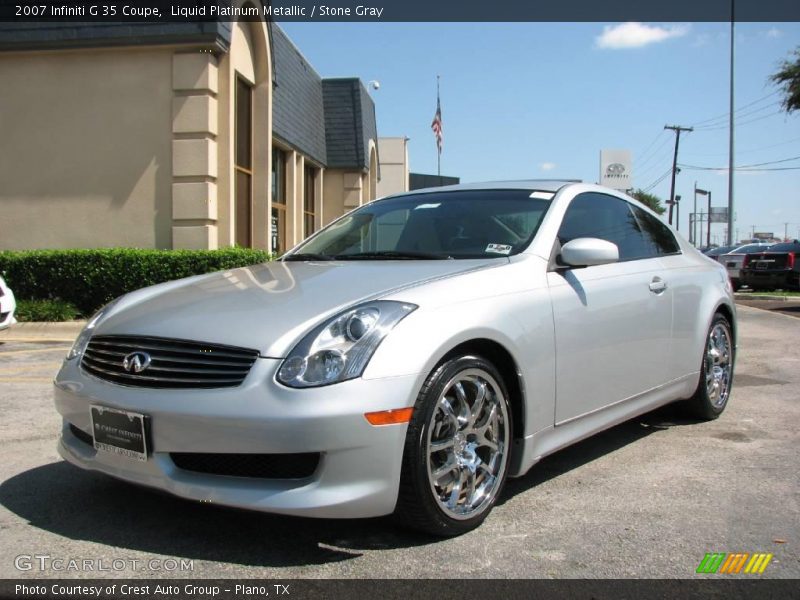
[55,181,736,536]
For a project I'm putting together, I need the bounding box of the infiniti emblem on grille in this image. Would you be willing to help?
[122,352,151,373]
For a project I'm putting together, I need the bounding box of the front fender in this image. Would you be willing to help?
[363,290,556,439]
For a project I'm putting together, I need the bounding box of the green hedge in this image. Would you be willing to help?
[15,299,80,322]
[0,248,272,316]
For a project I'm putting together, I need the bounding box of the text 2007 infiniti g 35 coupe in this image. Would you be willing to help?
[54,181,735,536]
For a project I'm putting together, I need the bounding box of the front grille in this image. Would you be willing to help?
[81,335,259,389]
[170,452,320,479]
[69,423,94,446]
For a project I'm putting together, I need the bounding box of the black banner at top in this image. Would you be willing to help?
[0,0,799,22]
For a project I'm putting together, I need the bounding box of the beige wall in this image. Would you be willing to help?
[376,137,409,198]
[0,21,382,253]
[0,48,174,250]
[322,168,372,227]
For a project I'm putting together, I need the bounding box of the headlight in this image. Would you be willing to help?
[277,300,417,388]
[66,297,122,360]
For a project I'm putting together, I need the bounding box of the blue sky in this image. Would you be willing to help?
[282,22,800,244]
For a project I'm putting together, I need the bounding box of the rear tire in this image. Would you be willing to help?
[681,313,734,420]
[394,355,512,537]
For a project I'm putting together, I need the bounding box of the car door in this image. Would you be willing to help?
[546,192,673,424]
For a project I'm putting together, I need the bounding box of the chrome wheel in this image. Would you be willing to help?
[705,321,733,408]
[426,368,510,521]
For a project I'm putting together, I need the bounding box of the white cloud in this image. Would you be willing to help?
[765,27,782,39]
[596,22,690,49]
[539,162,557,172]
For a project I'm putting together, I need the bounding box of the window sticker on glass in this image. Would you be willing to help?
[413,203,441,210]
[486,243,513,255]
[529,191,555,200]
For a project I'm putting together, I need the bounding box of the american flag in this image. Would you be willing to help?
[431,95,443,154]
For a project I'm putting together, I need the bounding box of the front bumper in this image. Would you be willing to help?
[54,357,419,519]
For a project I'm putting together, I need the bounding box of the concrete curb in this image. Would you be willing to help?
[734,293,796,302]
[0,320,86,342]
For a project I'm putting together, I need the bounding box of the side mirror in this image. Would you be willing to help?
[560,238,619,268]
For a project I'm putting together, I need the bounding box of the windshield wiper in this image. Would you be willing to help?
[281,253,337,262]
[334,251,453,260]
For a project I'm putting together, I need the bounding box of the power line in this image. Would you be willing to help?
[693,109,784,132]
[688,90,780,128]
[633,130,667,162]
[679,155,800,171]
[634,135,672,170]
[682,135,800,158]
[691,101,780,130]
[642,168,673,193]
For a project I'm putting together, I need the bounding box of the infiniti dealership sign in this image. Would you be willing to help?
[600,149,632,192]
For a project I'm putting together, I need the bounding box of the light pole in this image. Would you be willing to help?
[693,181,699,245]
[727,0,735,246]
[696,188,711,247]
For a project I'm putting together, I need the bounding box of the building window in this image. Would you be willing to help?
[304,165,317,238]
[271,147,287,254]
[235,77,253,248]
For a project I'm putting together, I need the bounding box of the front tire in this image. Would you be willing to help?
[682,313,734,420]
[395,355,513,536]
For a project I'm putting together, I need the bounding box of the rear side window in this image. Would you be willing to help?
[558,193,652,261]
[630,205,681,256]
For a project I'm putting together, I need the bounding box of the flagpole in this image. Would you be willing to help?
[437,75,441,178]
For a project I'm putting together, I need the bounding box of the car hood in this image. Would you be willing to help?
[95,259,501,357]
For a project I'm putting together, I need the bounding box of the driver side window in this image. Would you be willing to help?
[559,193,652,262]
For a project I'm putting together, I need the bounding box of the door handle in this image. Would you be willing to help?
[649,277,667,294]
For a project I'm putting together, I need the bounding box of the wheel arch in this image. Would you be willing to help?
[438,338,526,443]
[714,301,737,348]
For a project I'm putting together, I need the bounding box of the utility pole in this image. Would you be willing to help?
[785,222,789,241]
[665,125,693,226]
[675,195,681,232]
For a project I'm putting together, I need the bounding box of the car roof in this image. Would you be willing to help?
[403,180,582,195]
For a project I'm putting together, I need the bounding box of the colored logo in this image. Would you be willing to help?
[696,552,773,574]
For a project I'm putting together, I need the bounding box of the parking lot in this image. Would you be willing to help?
[0,304,797,579]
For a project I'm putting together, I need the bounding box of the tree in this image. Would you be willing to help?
[771,47,800,114]
[629,189,666,215]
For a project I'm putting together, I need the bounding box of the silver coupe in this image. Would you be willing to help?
[54,181,736,536]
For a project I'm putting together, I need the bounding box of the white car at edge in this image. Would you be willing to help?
[0,275,17,330]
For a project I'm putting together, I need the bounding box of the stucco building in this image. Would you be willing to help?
[0,12,379,253]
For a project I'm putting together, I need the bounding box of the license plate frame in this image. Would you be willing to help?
[90,405,149,462]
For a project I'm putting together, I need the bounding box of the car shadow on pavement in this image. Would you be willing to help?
[0,461,435,568]
[0,404,702,567]
[500,403,701,501]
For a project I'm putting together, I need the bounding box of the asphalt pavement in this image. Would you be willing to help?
[0,304,797,579]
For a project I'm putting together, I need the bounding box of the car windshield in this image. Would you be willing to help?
[287,189,552,260]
